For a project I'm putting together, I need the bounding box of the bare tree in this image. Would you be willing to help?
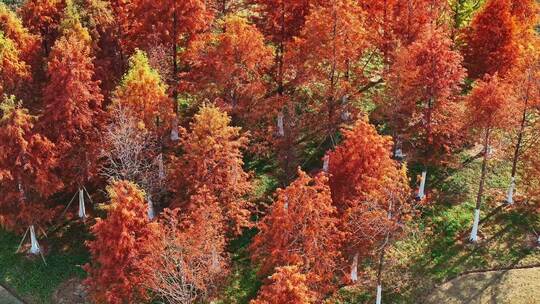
[100,104,165,215]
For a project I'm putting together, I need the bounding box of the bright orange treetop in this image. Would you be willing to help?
[168,105,252,236]
[464,0,519,78]
[111,49,173,137]
[184,15,273,123]
[251,169,342,299]
[40,14,104,189]
[0,96,61,231]
[84,180,161,304]
[250,265,315,304]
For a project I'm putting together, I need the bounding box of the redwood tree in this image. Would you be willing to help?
[466,74,514,242]
[504,46,540,204]
[84,180,161,304]
[464,0,519,79]
[250,265,315,304]
[251,169,342,299]
[326,119,411,282]
[111,49,173,137]
[0,95,61,232]
[384,26,466,199]
[40,14,104,191]
[20,0,65,54]
[289,0,368,142]
[184,15,273,125]
[168,104,252,236]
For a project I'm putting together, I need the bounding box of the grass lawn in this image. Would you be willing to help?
[0,221,89,304]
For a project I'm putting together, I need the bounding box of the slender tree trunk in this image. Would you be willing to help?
[78,188,86,219]
[506,105,528,204]
[470,128,491,242]
[350,252,359,282]
[170,8,180,141]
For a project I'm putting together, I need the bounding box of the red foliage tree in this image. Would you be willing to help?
[121,0,212,115]
[149,188,228,303]
[288,0,367,141]
[464,0,519,78]
[466,74,515,242]
[250,265,315,304]
[19,0,65,54]
[184,15,273,125]
[40,15,104,190]
[251,169,342,299]
[0,96,61,232]
[504,45,540,204]
[387,27,466,165]
[84,180,161,304]
[327,119,411,279]
[168,105,252,236]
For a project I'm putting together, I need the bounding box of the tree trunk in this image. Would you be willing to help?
[29,225,40,255]
[417,169,427,200]
[147,195,155,220]
[506,106,528,204]
[470,128,491,242]
[350,252,359,282]
[170,8,180,141]
[78,188,86,219]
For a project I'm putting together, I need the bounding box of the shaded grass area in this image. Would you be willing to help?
[0,221,90,304]
[333,152,540,303]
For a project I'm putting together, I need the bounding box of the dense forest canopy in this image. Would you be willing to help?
[0,0,539,303]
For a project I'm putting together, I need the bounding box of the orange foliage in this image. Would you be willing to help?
[19,0,65,53]
[289,0,367,137]
[327,119,411,262]
[84,180,161,304]
[466,74,515,132]
[385,27,466,164]
[0,3,40,66]
[251,265,315,304]
[184,15,273,123]
[251,170,342,299]
[464,0,518,78]
[111,49,173,137]
[121,0,212,52]
[40,17,104,189]
[168,105,252,236]
[0,96,62,231]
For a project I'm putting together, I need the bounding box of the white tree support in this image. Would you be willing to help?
[78,188,87,219]
[323,154,330,173]
[417,170,427,200]
[170,115,180,141]
[350,252,359,283]
[376,284,382,304]
[277,112,285,137]
[470,209,480,242]
[506,177,515,204]
[29,225,40,255]
[147,195,155,220]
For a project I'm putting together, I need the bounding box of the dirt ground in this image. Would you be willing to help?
[426,267,540,304]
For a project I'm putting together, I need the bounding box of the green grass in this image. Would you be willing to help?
[0,221,90,303]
